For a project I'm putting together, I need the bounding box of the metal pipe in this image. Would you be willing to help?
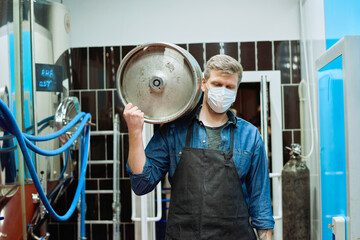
[29,225,50,240]
[29,0,39,175]
[90,130,115,136]
[80,128,87,240]
[77,145,81,239]
[260,75,269,156]
[299,80,306,155]
[113,114,121,239]
[13,0,27,238]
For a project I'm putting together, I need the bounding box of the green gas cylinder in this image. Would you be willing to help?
[282,143,310,240]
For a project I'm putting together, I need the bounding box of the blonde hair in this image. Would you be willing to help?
[204,54,243,86]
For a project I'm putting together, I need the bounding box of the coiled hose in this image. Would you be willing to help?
[0,114,55,151]
[0,99,90,225]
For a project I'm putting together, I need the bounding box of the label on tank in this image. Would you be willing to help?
[36,63,64,92]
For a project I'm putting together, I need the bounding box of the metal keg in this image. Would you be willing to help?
[116,42,203,124]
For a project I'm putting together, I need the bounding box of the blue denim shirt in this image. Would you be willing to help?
[127,106,275,230]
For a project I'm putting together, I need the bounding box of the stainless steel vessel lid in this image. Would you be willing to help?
[116,42,202,124]
[55,96,81,150]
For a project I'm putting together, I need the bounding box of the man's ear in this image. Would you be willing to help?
[201,78,206,92]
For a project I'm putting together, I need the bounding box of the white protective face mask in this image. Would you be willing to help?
[206,86,236,113]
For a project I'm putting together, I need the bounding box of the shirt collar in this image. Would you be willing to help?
[193,105,237,126]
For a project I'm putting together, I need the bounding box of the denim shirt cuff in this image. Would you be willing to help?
[126,160,151,181]
[251,216,275,230]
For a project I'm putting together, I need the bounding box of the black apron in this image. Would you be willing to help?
[165,121,257,240]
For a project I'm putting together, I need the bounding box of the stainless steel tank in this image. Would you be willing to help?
[0,0,73,184]
[31,0,73,183]
[0,1,75,238]
[116,42,203,124]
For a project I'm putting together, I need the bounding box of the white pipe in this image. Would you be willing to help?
[131,183,162,222]
[261,75,268,156]
[131,190,137,221]
[153,184,162,222]
[140,195,148,240]
[269,173,281,178]
[299,0,316,160]
[266,72,283,240]
[131,123,162,239]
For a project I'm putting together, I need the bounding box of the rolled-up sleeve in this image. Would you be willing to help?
[126,127,170,195]
[246,134,275,229]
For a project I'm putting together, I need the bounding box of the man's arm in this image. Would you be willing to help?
[123,103,146,174]
[257,229,272,240]
[245,132,275,233]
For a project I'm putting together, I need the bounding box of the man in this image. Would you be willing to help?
[124,54,274,240]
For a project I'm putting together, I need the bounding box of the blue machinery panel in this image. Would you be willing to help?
[9,32,35,174]
[318,55,347,239]
[9,32,33,130]
[324,0,360,49]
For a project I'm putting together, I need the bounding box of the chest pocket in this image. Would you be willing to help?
[169,150,183,178]
[232,150,251,181]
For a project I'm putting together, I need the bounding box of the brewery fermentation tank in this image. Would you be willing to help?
[0,1,88,239]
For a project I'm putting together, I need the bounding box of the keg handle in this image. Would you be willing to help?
[149,76,165,92]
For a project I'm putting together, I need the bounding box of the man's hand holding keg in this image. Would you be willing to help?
[124,103,144,134]
[123,103,146,174]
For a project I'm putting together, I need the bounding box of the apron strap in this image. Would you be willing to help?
[185,120,194,147]
[185,118,236,151]
[229,125,235,152]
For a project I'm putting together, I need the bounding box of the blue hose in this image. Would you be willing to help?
[37,121,50,133]
[47,177,71,200]
[0,115,53,151]
[24,114,90,156]
[24,112,85,141]
[0,144,17,152]
[24,115,54,133]
[37,115,55,126]
[0,134,15,140]
[58,149,70,180]
[0,99,90,222]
